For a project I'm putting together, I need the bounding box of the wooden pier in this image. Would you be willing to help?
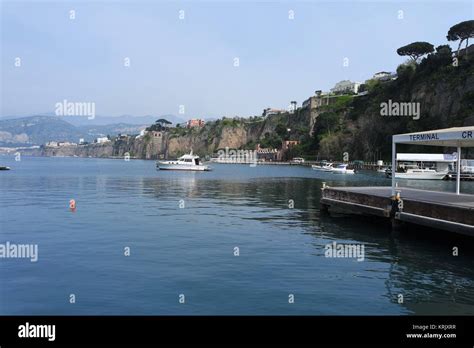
[320,186,474,237]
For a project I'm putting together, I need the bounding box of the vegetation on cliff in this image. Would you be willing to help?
[156,20,474,162]
[290,21,474,162]
[36,20,474,162]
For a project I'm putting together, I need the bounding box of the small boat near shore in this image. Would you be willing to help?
[331,164,355,174]
[312,162,333,171]
[156,151,211,171]
[0,166,11,170]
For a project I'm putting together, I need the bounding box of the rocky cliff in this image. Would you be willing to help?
[33,46,474,161]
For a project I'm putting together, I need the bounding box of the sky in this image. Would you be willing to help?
[1,0,473,120]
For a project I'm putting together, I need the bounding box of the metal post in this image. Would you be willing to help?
[456,146,461,195]
[391,139,396,196]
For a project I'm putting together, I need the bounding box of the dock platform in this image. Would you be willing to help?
[320,186,474,236]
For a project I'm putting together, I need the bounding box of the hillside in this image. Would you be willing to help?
[16,44,474,161]
[145,48,474,161]
[35,50,474,161]
[0,116,147,147]
[0,116,84,147]
[315,46,474,161]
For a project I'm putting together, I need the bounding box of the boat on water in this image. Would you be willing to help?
[156,151,211,171]
[0,166,11,170]
[312,162,333,171]
[385,153,453,180]
[386,165,447,180]
[330,164,355,174]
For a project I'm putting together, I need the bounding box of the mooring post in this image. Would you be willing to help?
[320,182,330,214]
[390,188,403,234]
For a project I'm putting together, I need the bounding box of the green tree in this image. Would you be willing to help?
[397,42,434,62]
[155,118,172,126]
[447,20,474,58]
[275,123,288,137]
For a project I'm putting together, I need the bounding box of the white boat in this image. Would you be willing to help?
[312,163,333,171]
[388,153,452,180]
[330,164,355,174]
[156,151,211,171]
[394,167,447,180]
[386,164,446,180]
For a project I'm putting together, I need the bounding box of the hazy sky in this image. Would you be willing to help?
[1,0,473,119]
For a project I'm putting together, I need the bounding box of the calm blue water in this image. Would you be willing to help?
[1,156,474,315]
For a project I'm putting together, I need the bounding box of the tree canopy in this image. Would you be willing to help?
[447,20,474,56]
[397,42,434,62]
[155,118,172,125]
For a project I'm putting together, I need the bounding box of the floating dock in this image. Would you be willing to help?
[320,186,474,237]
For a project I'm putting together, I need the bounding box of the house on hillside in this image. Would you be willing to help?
[371,71,398,81]
[263,108,285,117]
[96,137,110,144]
[186,119,205,128]
[330,80,362,94]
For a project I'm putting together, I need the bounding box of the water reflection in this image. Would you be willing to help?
[140,174,474,315]
[2,158,474,314]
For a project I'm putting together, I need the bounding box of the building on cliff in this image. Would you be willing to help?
[151,131,163,138]
[330,80,362,94]
[282,140,299,151]
[302,92,341,136]
[96,137,110,144]
[263,108,285,117]
[372,71,397,81]
[186,119,205,128]
[278,140,300,161]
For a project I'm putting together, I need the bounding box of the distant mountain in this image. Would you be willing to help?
[0,114,185,126]
[0,116,84,147]
[0,115,151,147]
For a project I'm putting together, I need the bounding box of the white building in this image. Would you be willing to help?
[96,137,110,144]
[263,108,285,117]
[330,80,362,94]
[58,141,77,147]
[372,71,397,81]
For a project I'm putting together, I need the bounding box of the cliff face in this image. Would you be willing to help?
[36,107,312,159]
[346,57,474,161]
[162,109,311,158]
[34,50,473,161]
[411,72,474,126]
[40,132,166,159]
